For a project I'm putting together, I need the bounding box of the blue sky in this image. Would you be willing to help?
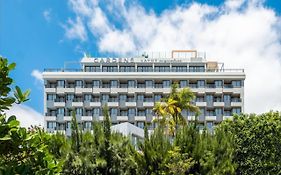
[0,0,281,126]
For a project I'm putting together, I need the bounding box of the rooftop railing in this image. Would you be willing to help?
[44,68,244,73]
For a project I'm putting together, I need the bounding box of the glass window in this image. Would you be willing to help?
[154,94,162,102]
[84,94,92,102]
[86,66,100,72]
[145,108,152,115]
[145,80,153,88]
[93,80,100,88]
[84,122,92,129]
[214,80,222,88]
[232,80,241,87]
[76,108,83,116]
[110,108,118,116]
[57,108,64,115]
[232,108,241,115]
[128,108,135,117]
[206,122,213,131]
[128,80,135,88]
[101,94,109,102]
[163,80,171,88]
[57,80,65,88]
[224,95,231,102]
[172,66,187,72]
[110,80,118,88]
[120,110,127,116]
[75,80,83,88]
[137,122,144,129]
[138,110,145,116]
[137,95,144,101]
[47,94,56,101]
[215,108,223,116]
[206,95,213,102]
[155,66,170,72]
[180,80,188,88]
[197,80,205,88]
[224,110,231,116]
[189,66,205,72]
[119,95,127,102]
[47,122,56,129]
[93,108,100,116]
[137,66,153,72]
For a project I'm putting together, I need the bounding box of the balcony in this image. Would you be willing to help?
[45,87,56,93]
[213,102,224,107]
[145,88,154,94]
[90,102,101,107]
[196,102,206,107]
[117,116,128,121]
[45,116,56,121]
[72,102,83,107]
[108,102,119,107]
[126,102,137,107]
[231,101,242,107]
[81,116,92,121]
[143,102,154,107]
[56,87,65,94]
[135,116,146,121]
[64,87,75,93]
[54,101,65,107]
[223,116,233,120]
[187,116,196,121]
[205,116,217,121]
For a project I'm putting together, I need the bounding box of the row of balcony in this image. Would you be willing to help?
[45,87,242,94]
[47,101,242,108]
[45,115,234,123]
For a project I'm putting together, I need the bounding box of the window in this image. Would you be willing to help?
[119,95,127,102]
[232,108,241,115]
[85,66,100,72]
[57,108,64,115]
[75,80,83,88]
[110,108,118,116]
[214,80,222,88]
[206,95,213,102]
[120,66,135,72]
[128,80,135,88]
[197,80,205,88]
[93,108,100,116]
[155,66,170,72]
[110,80,118,88]
[127,96,135,102]
[206,122,213,132]
[120,110,127,116]
[128,108,135,117]
[232,80,241,87]
[206,110,215,116]
[137,95,144,101]
[76,108,83,116]
[145,108,152,116]
[47,94,56,101]
[138,110,145,116]
[145,80,153,88]
[102,66,118,72]
[196,96,204,102]
[137,66,153,72]
[172,66,187,72]
[189,66,205,72]
[93,80,100,88]
[215,108,223,116]
[137,122,144,129]
[66,122,71,129]
[57,80,65,88]
[163,80,171,88]
[224,95,231,102]
[47,122,56,129]
[154,94,162,102]
[84,122,92,129]
[180,80,188,88]
[84,94,92,102]
[101,94,109,102]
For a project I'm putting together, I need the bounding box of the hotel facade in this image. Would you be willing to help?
[43,50,245,135]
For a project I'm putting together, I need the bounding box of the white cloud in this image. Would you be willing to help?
[66,0,281,113]
[31,69,43,84]
[43,9,52,22]
[5,104,44,128]
[63,17,87,41]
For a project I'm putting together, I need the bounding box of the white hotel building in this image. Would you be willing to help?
[43,50,245,135]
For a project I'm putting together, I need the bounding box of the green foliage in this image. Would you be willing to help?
[0,56,61,174]
[220,111,281,175]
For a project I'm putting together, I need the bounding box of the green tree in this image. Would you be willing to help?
[0,57,61,174]
[220,112,281,175]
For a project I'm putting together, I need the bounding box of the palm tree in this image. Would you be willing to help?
[153,83,199,136]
